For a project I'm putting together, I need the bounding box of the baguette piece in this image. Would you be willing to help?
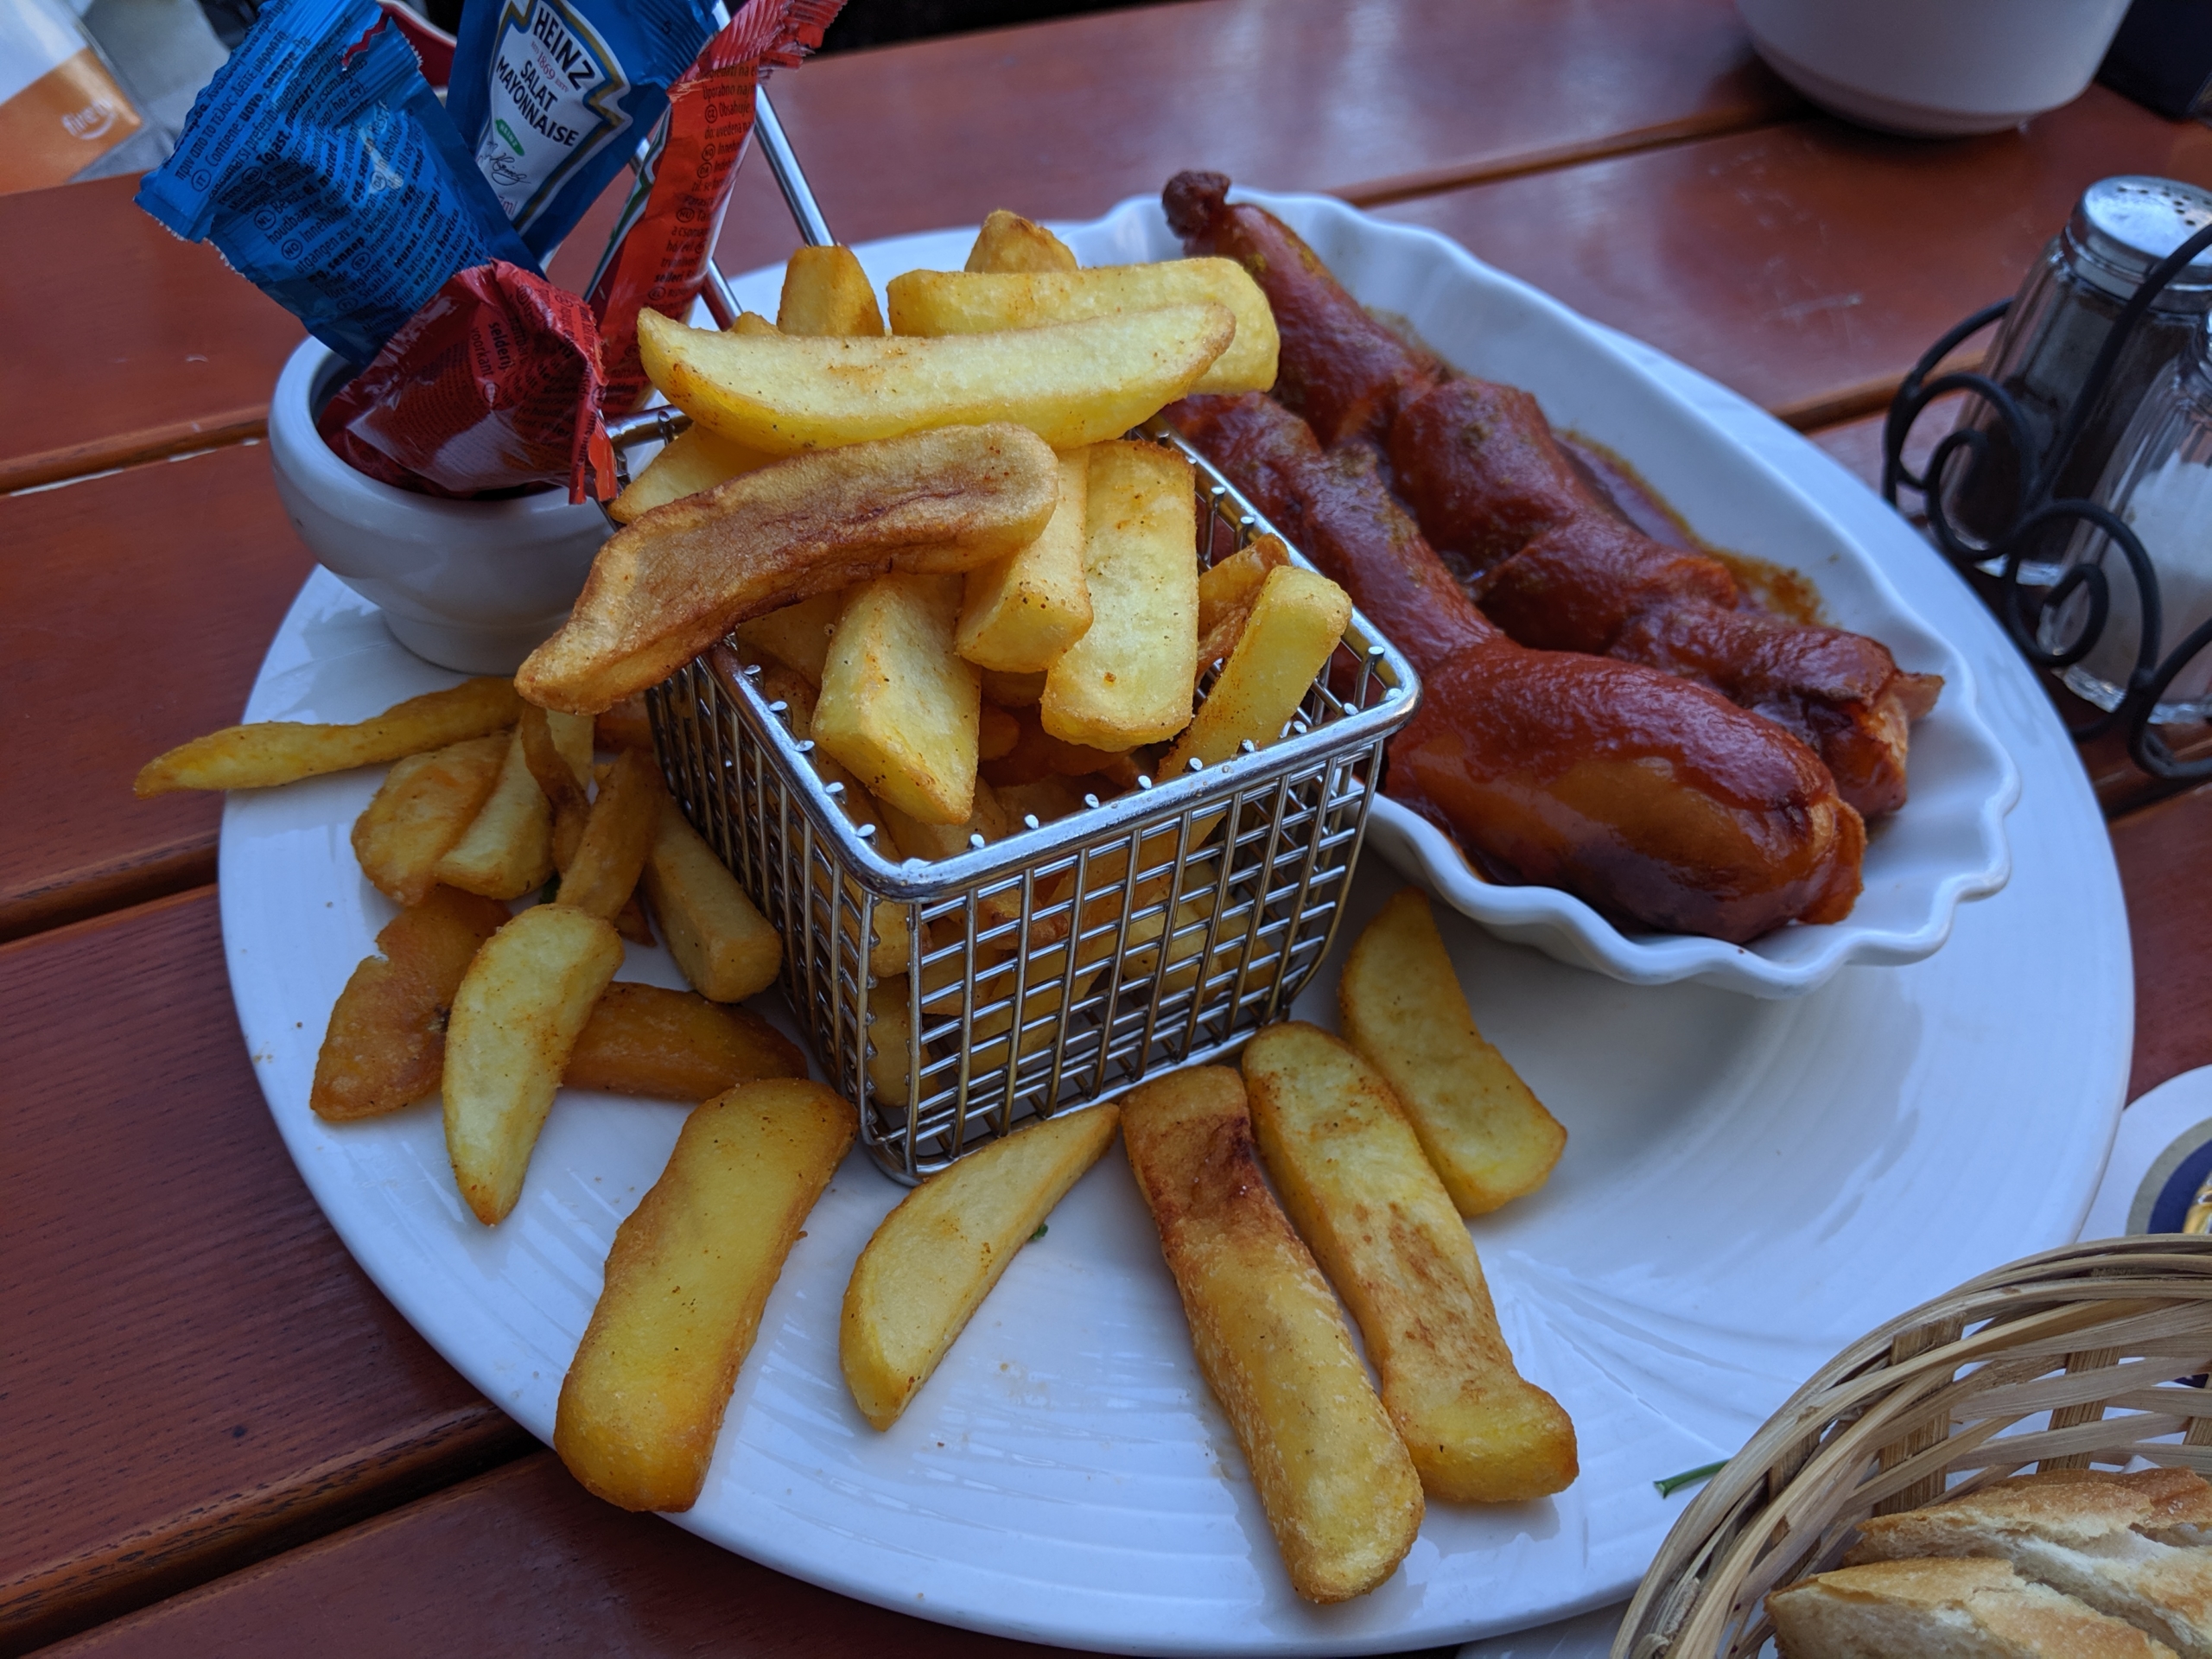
[1769,1557,2179,1658]
[1847,1469,2212,1658]
[1120,1066,1421,1605]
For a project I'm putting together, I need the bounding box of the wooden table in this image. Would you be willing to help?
[6,2,2206,1649]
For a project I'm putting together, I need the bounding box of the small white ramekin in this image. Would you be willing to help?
[266,338,607,675]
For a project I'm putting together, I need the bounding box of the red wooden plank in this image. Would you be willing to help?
[707,0,1796,275]
[2113,783,2212,1102]
[41,1453,1459,1659]
[0,444,314,941]
[1374,88,2212,430]
[0,176,302,492]
[0,890,529,1653]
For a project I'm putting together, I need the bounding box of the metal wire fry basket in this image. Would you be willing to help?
[645,423,1421,1181]
[1618,1236,2212,1657]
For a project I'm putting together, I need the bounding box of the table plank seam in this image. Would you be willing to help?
[1,1408,535,1659]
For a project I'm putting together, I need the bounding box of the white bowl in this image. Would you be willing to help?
[1737,0,2132,137]
[265,338,607,675]
[1041,190,2020,999]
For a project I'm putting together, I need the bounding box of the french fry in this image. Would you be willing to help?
[642,798,783,1002]
[866,977,917,1108]
[443,904,625,1225]
[965,208,1077,274]
[555,747,660,922]
[564,982,805,1101]
[956,447,1094,672]
[1196,532,1294,664]
[136,677,521,795]
[777,245,886,337]
[1120,1066,1422,1604]
[433,730,554,900]
[636,302,1233,457]
[992,775,1089,825]
[978,704,1020,760]
[351,733,510,906]
[986,703,1146,790]
[1338,888,1566,1215]
[755,663,918,979]
[729,310,779,336]
[980,667,1046,708]
[1041,441,1198,749]
[815,574,982,826]
[519,703,592,870]
[876,779,1065,941]
[1240,1022,1577,1505]
[518,424,1059,715]
[733,589,844,685]
[842,1103,1120,1430]
[887,259,1278,395]
[1160,567,1349,776]
[311,886,512,1121]
[594,696,654,753]
[555,1078,855,1511]
[608,425,775,525]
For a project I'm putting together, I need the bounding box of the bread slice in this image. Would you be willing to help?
[1769,1557,2180,1657]
[1847,1469,2212,1657]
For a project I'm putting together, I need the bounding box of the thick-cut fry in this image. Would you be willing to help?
[992,775,1089,825]
[753,663,918,979]
[815,574,982,826]
[136,677,521,795]
[1241,1022,1577,1504]
[433,730,554,899]
[555,1078,855,1511]
[594,697,654,752]
[1338,888,1566,1215]
[980,667,1046,708]
[965,208,1077,273]
[887,259,1278,395]
[351,733,509,906]
[866,977,917,1108]
[518,423,1059,715]
[642,798,783,1002]
[519,704,591,868]
[564,982,805,1101]
[1197,536,1290,630]
[1042,441,1199,749]
[1120,1066,1422,1604]
[636,302,1233,457]
[875,777,1008,864]
[730,310,779,336]
[311,886,512,1121]
[842,1103,1120,1430]
[978,704,1020,760]
[443,905,624,1225]
[556,747,660,922]
[983,704,1144,790]
[734,589,844,685]
[777,245,886,337]
[1161,567,1349,776]
[956,447,1093,673]
[608,425,774,524]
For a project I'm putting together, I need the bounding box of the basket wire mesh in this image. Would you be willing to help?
[646,423,1421,1180]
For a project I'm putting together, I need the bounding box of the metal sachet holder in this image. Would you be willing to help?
[1882,219,2212,781]
[603,99,1421,1178]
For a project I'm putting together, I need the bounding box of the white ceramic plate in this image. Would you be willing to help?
[220,202,2125,1655]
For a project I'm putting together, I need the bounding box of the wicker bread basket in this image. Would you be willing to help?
[1615,1236,2212,1657]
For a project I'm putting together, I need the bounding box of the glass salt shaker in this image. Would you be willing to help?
[2043,336,2212,721]
[1942,176,2212,584]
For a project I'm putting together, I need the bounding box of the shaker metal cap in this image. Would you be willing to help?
[2069,176,2212,302]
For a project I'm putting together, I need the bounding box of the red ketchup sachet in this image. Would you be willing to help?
[318,261,618,504]
[588,0,846,411]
